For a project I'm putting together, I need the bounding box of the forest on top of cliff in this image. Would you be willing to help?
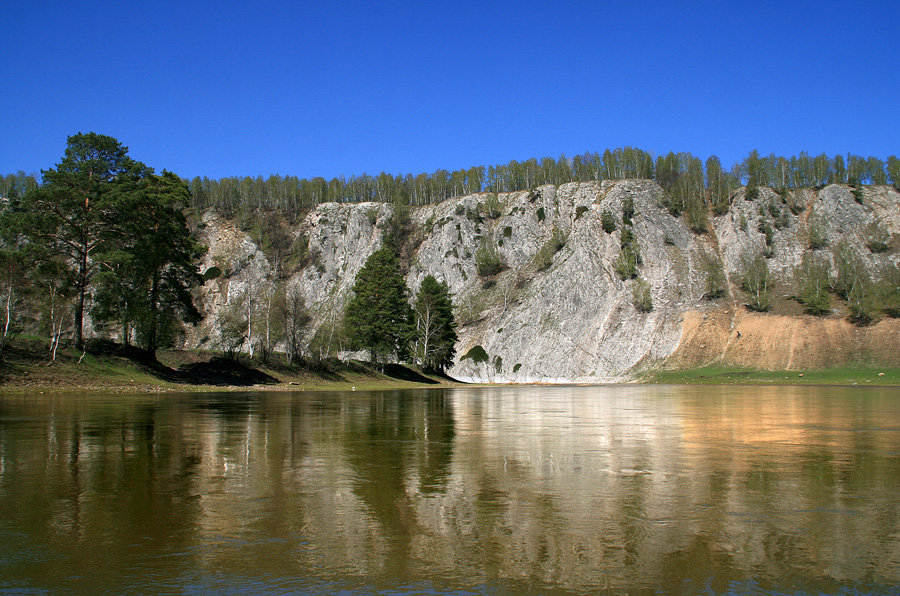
[4,147,899,223]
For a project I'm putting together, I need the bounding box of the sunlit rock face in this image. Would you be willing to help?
[188,183,900,381]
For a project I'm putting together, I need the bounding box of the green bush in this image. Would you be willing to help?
[622,197,635,225]
[847,278,877,325]
[865,222,890,253]
[502,225,512,238]
[741,254,771,311]
[614,245,639,280]
[460,344,489,364]
[700,251,725,299]
[475,239,505,277]
[685,201,707,234]
[830,240,866,300]
[631,278,653,312]
[575,205,589,220]
[878,263,900,317]
[536,207,546,222]
[482,193,503,219]
[534,227,568,271]
[796,253,831,316]
[806,218,827,250]
[202,266,222,281]
[601,209,617,233]
[758,219,774,247]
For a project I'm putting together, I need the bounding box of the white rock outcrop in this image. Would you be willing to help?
[187,182,900,381]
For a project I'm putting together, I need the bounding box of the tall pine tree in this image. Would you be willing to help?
[21,133,144,349]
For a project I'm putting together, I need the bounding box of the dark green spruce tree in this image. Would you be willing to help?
[413,275,458,372]
[344,243,414,366]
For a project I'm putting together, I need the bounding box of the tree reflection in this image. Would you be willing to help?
[341,390,455,574]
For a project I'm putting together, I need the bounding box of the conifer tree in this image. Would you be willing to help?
[96,170,204,352]
[344,244,413,365]
[19,133,144,349]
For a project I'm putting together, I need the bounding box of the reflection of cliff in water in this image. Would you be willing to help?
[0,386,898,592]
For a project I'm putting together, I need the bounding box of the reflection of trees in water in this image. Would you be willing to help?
[1,387,899,592]
[0,398,203,590]
[341,390,455,575]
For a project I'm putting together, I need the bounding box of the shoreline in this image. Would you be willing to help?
[2,339,899,395]
[4,367,899,396]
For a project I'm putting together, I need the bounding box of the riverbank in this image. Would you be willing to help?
[4,338,900,394]
[641,365,900,386]
[0,337,461,394]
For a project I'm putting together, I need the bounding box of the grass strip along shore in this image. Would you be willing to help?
[3,337,899,394]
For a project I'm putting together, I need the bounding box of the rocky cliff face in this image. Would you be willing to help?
[187,182,900,381]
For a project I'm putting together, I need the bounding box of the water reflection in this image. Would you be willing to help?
[0,385,898,593]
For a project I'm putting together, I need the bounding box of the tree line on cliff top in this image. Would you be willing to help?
[5,149,899,223]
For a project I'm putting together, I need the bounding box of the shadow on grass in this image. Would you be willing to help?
[86,340,278,387]
[4,338,458,389]
[380,363,441,384]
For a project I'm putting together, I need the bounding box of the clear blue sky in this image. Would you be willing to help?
[2,0,898,181]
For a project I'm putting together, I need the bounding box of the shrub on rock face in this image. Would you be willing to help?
[475,239,505,277]
[460,344,488,364]
[614,245,639,280]
[741,254,771,312]
[806,218,827,250]
[878,263,900,318]
[830,240,867,300]
[601,209,617,233]
[796,253,831,316]
[534,227,568,271]
[865,222,890,253]
[622,198,635,226]
[632,277,653,312]
[700,251,726,300]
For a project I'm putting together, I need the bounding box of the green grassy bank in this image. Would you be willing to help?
[0,337,458,394]
[641,365,900,386]
[5,337,900,394]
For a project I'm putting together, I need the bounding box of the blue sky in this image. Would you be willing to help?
[2,0,898,180]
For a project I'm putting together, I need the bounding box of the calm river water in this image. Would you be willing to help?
[0,385,898,594]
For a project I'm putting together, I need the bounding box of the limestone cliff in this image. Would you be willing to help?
[186,182,900,381]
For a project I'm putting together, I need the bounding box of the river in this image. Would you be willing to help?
[1,385,898,594]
